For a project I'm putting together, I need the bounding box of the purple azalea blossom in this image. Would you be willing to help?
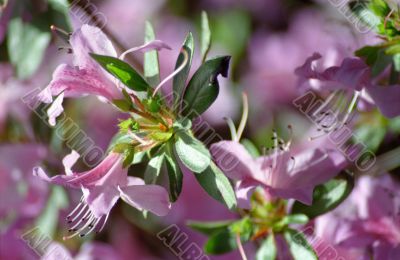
[38,24,171,126]
[210,139,342,208]
[296,52,400,118]
[314,175,400,259]
[33,151,171,238]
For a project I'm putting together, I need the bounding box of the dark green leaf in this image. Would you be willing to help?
[165,141,183,201]
[173,32,194,108]
[182,56,231,118]
[200,11,211,63]
[144,21,160,86]
[187,220,233,236]
[90,53,150,92]
[195,161,237,210]
[256,233,277,260]
[284,229,317,260]
[204,218,251,255]
[291,172,354,219]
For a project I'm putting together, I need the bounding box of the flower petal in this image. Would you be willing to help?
[45,64,121,101]
[366,84,400,118]
[82,185,120,218]
[210,141,257,180]
[296,53,370,91]
[235,179,260,209]
[62,150,80,176]
[71,25,117,68]
[118,184,171,216]
[47,92,64,127]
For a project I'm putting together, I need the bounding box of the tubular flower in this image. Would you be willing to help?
[296,52,400,119]
[211,129,343,209]
[37,24,170,126]
[33,151,171,239]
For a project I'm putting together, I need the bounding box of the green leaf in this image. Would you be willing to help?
[173,32,194,108]
[195,161,237,210]
[240,138,260,158]
[256,233,277,260]
[144,150,165,184]
[165,141,183,201]
[200,11,211,63]
[291,173,354,219]
[174,131,211,173]
[204,228,238,254]
[90,53,150,92]
[7,18,51,79]
[284,229,317,260]
[187,220,233,236]
[123,146,135,168]
[144,21,160,86]
[172,118,192,132]
[204,218,251,255]
[112,99,132,112]
[182,56,231,118]
[106,133,132,153]
[349,1,381,32]
[35,186,69,237]
[273,214,309,231]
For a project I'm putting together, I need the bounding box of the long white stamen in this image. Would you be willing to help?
[236,233,248,260]
[236,93,249,142]
[68,204,88,223]
[96,214,110,233]
[68,211,92,231]
[152,49,189,97]
[224,117,238,141]
[340,91,360,126]
[119,40,169,61]
[66,197,84,219]
[313,90,340,118]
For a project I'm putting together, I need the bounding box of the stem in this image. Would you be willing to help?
[236,92,249,142]
[236,233,248,260]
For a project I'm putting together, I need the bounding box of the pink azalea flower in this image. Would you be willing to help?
[38,24,170,126]
[296,52,400,118]
[314,175,400,259]
[33,151,171,239]
[210,137,342,208]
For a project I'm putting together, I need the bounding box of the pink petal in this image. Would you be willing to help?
[67,153,125,187]
[118,184,171,216]
[235,179,260,209]
[33,166,77,188]
[71,25,117,68]
[62,150,80,176]
[296,53,370,91]
[82,185,120,218]
[47,92,64,127]
[46,64,121,101]
[210,141,257,180]
[366,84,400,118]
